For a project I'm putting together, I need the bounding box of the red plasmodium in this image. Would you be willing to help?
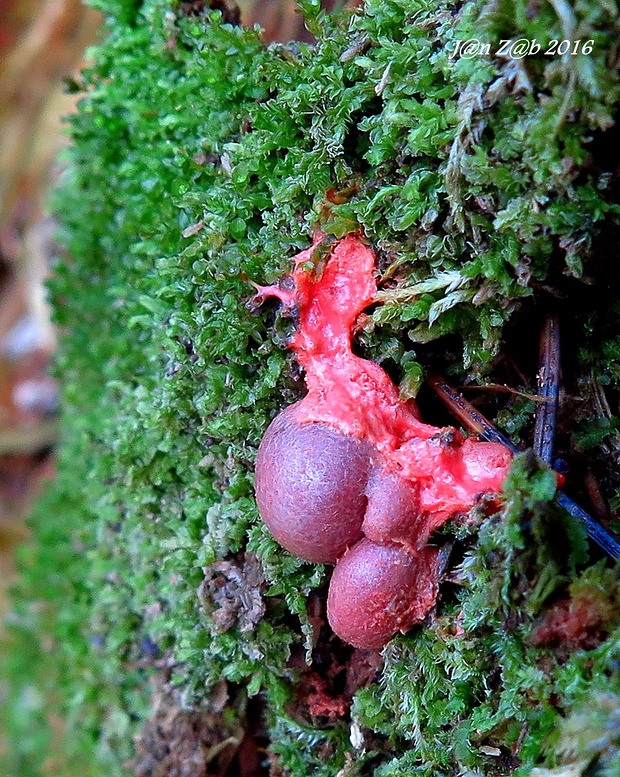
[254,234,511,649]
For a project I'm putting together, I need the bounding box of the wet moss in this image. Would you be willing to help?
[2,0,620,774]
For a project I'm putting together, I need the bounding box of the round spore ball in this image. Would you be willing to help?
[255,403,373,563]
[327,538,441,649]
[362,467,422,548]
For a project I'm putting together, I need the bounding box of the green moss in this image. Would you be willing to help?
[2,0,620,774]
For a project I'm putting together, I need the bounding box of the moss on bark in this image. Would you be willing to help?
[2,0,620,774]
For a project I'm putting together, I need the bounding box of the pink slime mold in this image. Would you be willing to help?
[254,234,511,649]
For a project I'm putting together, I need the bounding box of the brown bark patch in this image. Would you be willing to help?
[130,674,243,777]
[199,552,267,634]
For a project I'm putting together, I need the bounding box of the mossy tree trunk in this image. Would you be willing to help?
[2,0,620,775]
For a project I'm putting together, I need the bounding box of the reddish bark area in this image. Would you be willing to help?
[531,584,619,652]
[285,592,384,723]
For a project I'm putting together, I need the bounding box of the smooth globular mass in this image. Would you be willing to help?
[254,234,512,648]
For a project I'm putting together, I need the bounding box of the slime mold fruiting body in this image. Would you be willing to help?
[254,235,512,649]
